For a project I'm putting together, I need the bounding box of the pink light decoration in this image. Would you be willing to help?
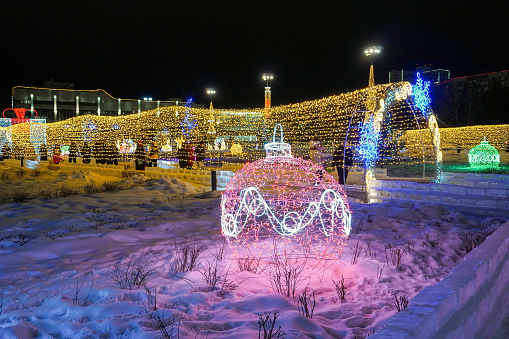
[221,125,351,263]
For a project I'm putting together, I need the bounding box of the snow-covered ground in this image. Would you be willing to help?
[0,164,507,338]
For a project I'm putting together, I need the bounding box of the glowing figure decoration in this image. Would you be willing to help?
[175,136,184,149]
[161,140,172,152]
[215,137,226,150]
[221,124,351,263]
[413,73,432,116]
[118,139,136,154]
[468,137,500,168]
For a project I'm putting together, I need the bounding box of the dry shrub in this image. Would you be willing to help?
[83,184,100,194]
[266,250,306,298]
[171,240,207,273]
[55,184,79,198]
[111,258,157,290]
[11,188,31,203]
[101,181,122,192]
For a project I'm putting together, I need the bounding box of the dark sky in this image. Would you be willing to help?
[2,0,508,110]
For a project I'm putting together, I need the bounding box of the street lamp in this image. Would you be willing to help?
[262,73,274,109]
[364,46,382,58]
[364,46,382,87]
[262,73,274,86]
[206,88,216,109]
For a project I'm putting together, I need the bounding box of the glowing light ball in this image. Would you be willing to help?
[230,143,243,155]
[468,137,500,168]
[221,125,351,263]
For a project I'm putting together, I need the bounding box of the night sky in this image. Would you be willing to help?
[2,0,508,110]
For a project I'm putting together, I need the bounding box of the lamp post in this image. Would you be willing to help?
[262,73,274,109]
[206,88,215,109]
[364,46,382,87]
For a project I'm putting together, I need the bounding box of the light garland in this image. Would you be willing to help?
[221,126,351,262]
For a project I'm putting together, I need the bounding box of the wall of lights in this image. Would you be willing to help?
[403,124,509,153]
[1,82,441,182]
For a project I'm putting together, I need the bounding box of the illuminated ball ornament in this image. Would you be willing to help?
[230,143,243,155]
[468,137,500,168]
[221,125,351,263]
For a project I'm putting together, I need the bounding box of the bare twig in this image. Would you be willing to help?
[332,275,348,303]
[297,287,316,319]
[393,293,409,312]
[350,240,363,265]
[254,312,285,339]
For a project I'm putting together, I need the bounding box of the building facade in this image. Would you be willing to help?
[389,66,450,84]
[435,70,509,90]
[11,86,202,122]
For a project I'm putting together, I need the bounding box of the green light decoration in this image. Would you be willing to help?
[468,137,500,168]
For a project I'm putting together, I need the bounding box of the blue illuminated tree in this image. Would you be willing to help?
[82,119,98,142]
[180,98,197,140]
[413,72,432,116]
[357,115,379,165]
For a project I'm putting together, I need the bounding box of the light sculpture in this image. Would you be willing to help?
[221,124,351,263]
[468,137,500,168]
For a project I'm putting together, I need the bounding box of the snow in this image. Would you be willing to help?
[0,165,507,338]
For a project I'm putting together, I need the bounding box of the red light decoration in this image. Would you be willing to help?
[3,108,38,121]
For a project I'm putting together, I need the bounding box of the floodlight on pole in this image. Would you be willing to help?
[364,46,382,87]
[262,73,274,109]
[206,88,216,109]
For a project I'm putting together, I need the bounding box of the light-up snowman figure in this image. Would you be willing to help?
[221,124,351,263]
